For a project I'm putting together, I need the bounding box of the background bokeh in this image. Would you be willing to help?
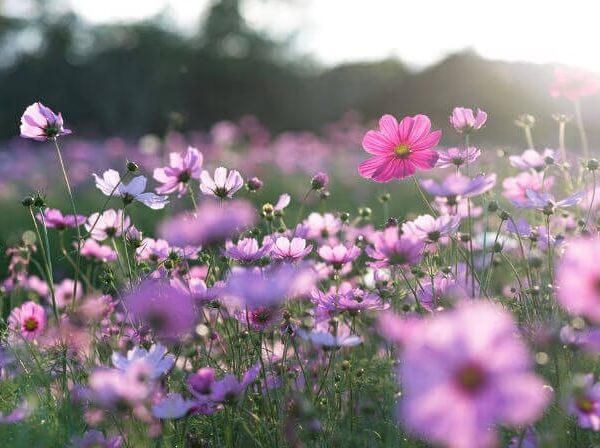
[0,0,598,271]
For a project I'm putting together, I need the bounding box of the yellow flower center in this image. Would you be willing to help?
[394,144,411,158]
[24,317,38,332]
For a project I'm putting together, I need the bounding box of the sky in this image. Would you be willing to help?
[22,0,600,70]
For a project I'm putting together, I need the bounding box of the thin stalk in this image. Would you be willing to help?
[574,99,590,158]
[53,138,82,305]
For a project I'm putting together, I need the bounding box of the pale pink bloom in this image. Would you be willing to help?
[436,147,481,168]
[94,170,168,210]
[358,114,441,182]
[550,67,600,101]
[85,209,131,241]
[37,208,85,230]
[449,107,487,133]
[400,302,551,448]
[273,193,290,212]
[199,167,244,199]
[502,172,554,206]
[298,320,362,348]
[20,102,71,141]
[304,212,341,241]
[271,237,313,262]
[402,214,461,243]
[224,237,272,263]
[556,237,600,323]
[318,243,361,268]
[112,344,174,380]
[55,278,83,308]
[8,301,46,341]
[568,374,600,430]
[80,239,117,262]
[153,146,203,196]
[509,148,557,171]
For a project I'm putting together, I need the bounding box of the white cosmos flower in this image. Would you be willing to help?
[94,169,169,210]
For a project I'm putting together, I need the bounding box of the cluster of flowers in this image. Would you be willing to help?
[2,66,600,447]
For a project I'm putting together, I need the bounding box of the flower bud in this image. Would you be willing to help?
[126,161,139,172]
[21,196,34,207]
[311,172,329,190]
[247,177,264,192]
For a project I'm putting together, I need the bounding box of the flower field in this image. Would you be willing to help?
[3,68,600,447]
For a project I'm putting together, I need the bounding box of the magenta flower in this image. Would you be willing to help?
[318,243,361,268]
[271,236,313,262]
[80,239,117,262]
[224,237,272,263]
[311,172,330,190]
[550,67,600,101]
[420,173,496,199]
[200,167,244,199]
[234,305,281,331]
[311,283,387,315]
[366,226,424,267]
[20,102,71,141]
[85,209,131,241]
[153,146,203,196]
[568,374,600,430]
[556,237,600,322]
[124,280,197,342]
[436,147,481,169]
[36,208,85,230]
[8,301,46,341]
[449,107,487,133]
[358,114,441,182]
[188,367,216,397]
[509,148,557,171]
[402,214,461,243]
[399,302,551,448]
[94,170,169,210]
[159,200,256,247]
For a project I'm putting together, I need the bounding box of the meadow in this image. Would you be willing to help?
[1,68,600,447]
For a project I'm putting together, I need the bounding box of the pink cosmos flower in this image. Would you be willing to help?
[399,302,551,448]
[71,430,123,448]
[420,173,496,199]
[402,214,461,243]
[318,243,361,268]
[153,146,203,196]
[436,147,481,169]
[200,167,244,199]
[448,107,487,133]
[502,172,554,206]
[311,283,388,315]
[366,226,424,267]
[358,114,441,182]
[55,278,83,308]
[270,237,313,262]
[234,305,281,331]
[556,237,600,322]
[8,301,46,341]
[550,67,600,101]
[85,209,131,241]
[80,239,117,262]
[304,212,341,241]
[509,148,557,171]
[37,208,85,230]
[125,279,197,343]
[224,237,272,263]
[20,102,71,141]
[568,374,600,430]
[159,200,256,247]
